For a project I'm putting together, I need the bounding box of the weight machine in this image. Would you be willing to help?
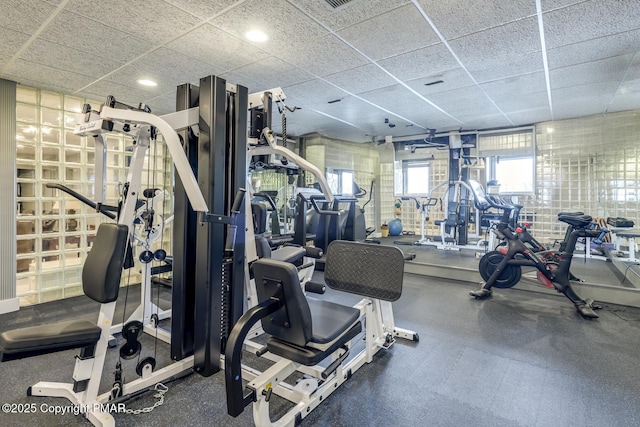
[0,75,246,426]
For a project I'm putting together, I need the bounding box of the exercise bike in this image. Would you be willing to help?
[470,196,609,319]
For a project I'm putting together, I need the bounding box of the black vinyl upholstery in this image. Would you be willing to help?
[0,320,101,361]
[0,223,128,361]
[253,259,313,347]
[83,223,129,303]
[252,258,361,365]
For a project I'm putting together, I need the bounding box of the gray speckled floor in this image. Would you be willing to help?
[1,273,640,427]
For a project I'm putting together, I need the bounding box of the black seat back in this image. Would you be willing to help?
[324,241,404,302]
[252,259,312,347]
[82,223,129,304]
[251,202,268,234]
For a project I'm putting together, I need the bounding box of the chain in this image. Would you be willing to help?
[124,383,168,414]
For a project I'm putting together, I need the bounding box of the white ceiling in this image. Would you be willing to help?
[1,0,639,142]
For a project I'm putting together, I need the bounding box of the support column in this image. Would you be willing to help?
[0,79,19,314]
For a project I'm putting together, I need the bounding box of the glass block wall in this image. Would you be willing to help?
[305,135,380,231]
[534,110,640,242]
[15,85,172,306]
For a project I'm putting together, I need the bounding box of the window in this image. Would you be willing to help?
[488,156,534,193]
[479,128,535,194]
[405,161,429,195]
[326,169,354,195]
[394,159,430,195]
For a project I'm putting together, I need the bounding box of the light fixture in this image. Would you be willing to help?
[245,29,268,42]
[137,79,157,87]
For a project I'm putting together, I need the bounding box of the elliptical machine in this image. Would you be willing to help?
[470,195,609,319]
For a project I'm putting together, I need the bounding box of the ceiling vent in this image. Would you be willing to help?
[324,0,355,9]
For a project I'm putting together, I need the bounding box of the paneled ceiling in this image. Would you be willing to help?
[2,0,639,142]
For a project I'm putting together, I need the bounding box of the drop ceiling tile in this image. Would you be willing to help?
[426,86,507,121]
[39,11,156,62]
[291,0,411,31]
[404,68,477,96]
[78,80,161,108]
[19,38,125,79]
[324,64,396,95]
[0,28,31,60]
[229,57,315,93]
[4,59,95,92]
[357,84,416,106]
[550,54,633,89]
[164,0,240,19]
[278,34,368,77]
[101,66,177,95]
[543,0,640,49]
[448,18,541,67]
[6,74,70,94]
[506,107,553,126]
[145,92,179,116]
[608,78,640,112]
[0,0,59,34]
[463,52,544,84]
[167,24,269,72]
[356,84,458,127]
[547,29,640,69]
[479,72,547,102]
[65,0,201,44]
[498,90,550,115]
[283,78,348,105]
[416,0,537,40]
[311,96,384,125]
[377,43,459,82]
[551,82,620,119]
[217,70,253,91]
[336,4,439,61]
[209,0,328,56]
[131,47,225,83]
[462,113,514,130]
[541,0,589,12]
[623,54,640,79]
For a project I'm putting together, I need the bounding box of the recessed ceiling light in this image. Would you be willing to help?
[245,29,268,42]
[137,79,157,87]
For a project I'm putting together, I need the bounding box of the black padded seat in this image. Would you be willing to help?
[0,320,101,361]
[558,214,592,228]
[306,298,360,344]
[253,258,362,366]
[270,245,306,264]
[558,211,584,217]
[266,322,361,366]
[0,223,128,362]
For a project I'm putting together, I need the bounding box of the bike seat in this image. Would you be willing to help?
[558,214,592,228]
[557,211,584,217]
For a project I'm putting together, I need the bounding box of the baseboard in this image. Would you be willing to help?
[0,297,19,314]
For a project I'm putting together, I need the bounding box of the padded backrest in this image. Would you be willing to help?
[82,223,129,304]
[251,202,268,235]
[252,258,312,347]
[325,241,404,301]
[254,234,272,259]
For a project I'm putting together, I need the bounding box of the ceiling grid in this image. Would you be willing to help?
[0,0,638,142]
